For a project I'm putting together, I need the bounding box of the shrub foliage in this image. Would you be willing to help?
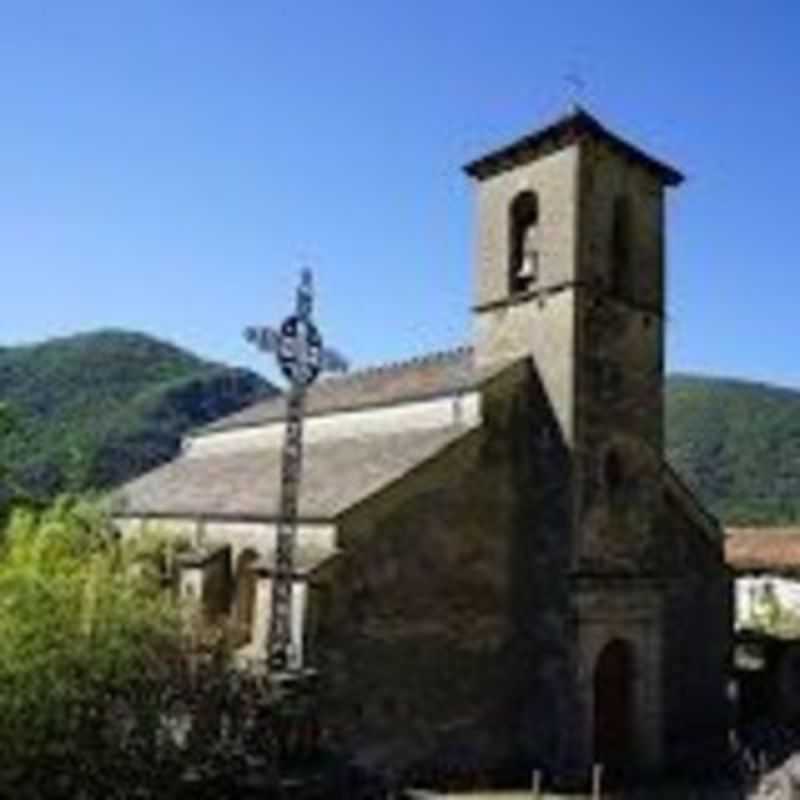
[0,499,286,799]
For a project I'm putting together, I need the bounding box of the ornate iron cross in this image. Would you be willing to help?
[245,269,348,673]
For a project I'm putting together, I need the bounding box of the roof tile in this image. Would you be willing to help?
[115,425,474,521]
[201,346,475,434]
[463,106,683,185]
[725,528,800,573]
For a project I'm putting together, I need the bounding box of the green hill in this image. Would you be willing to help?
[1,332,799,526]
[0,330,276,503]
[665,374,800,525]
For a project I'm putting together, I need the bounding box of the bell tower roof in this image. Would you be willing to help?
[463,105,684,186]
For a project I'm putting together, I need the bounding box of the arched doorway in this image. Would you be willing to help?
[231,549,259,646]
[593,638,636,776]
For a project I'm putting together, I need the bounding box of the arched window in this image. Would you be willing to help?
[509,191,540,294]
[610,195,631,297]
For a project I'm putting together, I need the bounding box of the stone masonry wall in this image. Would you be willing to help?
[312,361,577,781]
[658,492,732,770]
[473,146,579,307]
[472,145,579,447]
[573,140,666,551]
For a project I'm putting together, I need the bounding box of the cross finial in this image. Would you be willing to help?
[563,71,586,113]
[296,268,313,319]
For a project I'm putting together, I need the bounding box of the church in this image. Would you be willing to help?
[114,107,731,782]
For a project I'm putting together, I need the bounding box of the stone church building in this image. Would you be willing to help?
[115,108,731,781]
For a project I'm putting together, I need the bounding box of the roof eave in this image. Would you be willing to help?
[463,109,684,187]
[195,382,480,437]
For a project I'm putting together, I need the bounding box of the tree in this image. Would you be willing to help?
[0,497,181,791]
[0,498,287,799]
[0,402,15,495]
[0,402,31,519]
[0,401,12,438]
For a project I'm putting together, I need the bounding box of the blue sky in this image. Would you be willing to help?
[1,1,798,388]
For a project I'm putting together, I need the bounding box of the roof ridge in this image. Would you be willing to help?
[464,105,683,185]
[196,344,476,435]
[318,344,472,384]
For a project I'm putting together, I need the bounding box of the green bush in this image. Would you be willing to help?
[0,498,181,784]
[0,498,286,798]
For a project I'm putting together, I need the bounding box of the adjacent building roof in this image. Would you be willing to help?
[200,346,476,435]
[725,528,800,574]
[115,425,473,522]
[463,105,684,186]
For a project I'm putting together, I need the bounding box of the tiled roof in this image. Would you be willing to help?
[114,425,473,521]
[725,528,800,573]
[200,346,476,434]
[463,106,684,186]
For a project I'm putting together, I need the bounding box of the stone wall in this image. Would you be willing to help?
[473,146,579,306]
[572,140,667,546]
[577,137,665,311]
[473,292,576,444]
[312,361,576,781]
[471,145,579,446]
[658,490,733,770]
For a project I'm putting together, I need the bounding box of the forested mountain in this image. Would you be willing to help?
[1,330,799,526]
[0,330,276,503]
[665,374,800,525]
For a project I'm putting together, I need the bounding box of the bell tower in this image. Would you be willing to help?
[464,115,730,776]
[465,107,683,569]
